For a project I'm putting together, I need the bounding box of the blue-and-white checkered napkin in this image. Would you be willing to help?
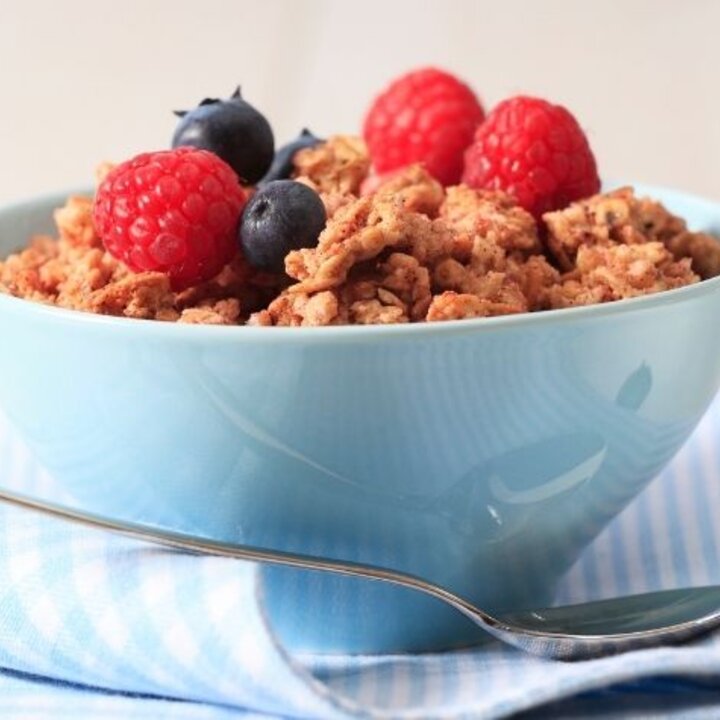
[1,396,720,720]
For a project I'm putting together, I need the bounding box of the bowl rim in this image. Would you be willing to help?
[1,184,719,344]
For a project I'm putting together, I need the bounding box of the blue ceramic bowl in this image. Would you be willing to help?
[1,185,719,654]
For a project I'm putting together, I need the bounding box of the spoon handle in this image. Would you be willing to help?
[0,487,485,622]
[1,486,719,660]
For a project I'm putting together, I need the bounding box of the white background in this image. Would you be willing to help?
[0,0,718,204]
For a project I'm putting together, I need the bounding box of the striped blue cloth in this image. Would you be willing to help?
[1,396,720,719]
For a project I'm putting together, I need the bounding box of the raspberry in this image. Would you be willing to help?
[462,96,600,220]
[363,67,485,186]
[93,147,246,289]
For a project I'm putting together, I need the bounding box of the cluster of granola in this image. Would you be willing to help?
[1,136,718,326]
[247,138,717,326]
[0,196,283,324]
[542,188,712,309]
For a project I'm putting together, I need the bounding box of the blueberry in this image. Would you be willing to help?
[239,180,326,273]
[259,128,323,185]
[172,87,274,184]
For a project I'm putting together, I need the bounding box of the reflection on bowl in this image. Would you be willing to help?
[0,185,720,653]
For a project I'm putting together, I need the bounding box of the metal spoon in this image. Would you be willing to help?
[1,486,718,661]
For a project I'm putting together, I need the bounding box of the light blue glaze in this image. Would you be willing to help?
[0,186,719,653]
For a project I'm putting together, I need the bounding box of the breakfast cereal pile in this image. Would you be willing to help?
[1,69,718,326]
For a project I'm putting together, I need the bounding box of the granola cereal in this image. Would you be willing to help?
[547,242,697,309]
[1,137,717,327]
[543,187,720,275]
[293,135,370,196]
[0,192,279,324]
